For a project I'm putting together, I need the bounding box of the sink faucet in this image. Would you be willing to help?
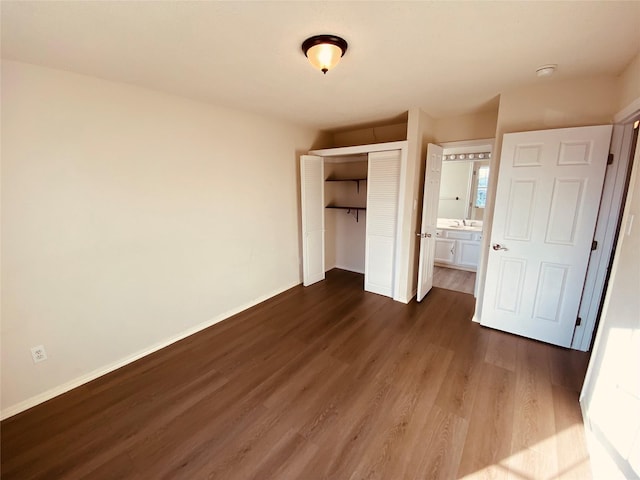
[462,219,466,226]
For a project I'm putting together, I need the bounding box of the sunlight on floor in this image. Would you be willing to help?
[459,424,591,480]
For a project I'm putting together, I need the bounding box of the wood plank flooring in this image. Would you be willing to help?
[433,266,476,294]
[0,269,592,479]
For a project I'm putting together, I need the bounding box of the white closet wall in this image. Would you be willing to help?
[324,210,337,271]
[333,213,366,273]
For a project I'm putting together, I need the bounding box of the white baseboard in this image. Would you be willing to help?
[0,280,301,420]
[395,288,417,304]
[334,263,365,275]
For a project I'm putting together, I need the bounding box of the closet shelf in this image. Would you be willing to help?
[325,177,367,182]
[326,177,367,193]
[326,205,366,210]
[326,205,366,222]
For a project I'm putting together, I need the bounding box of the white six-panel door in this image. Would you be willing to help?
[365,150,401,297]
[417,144,443,301]
[300,155,325,286]
[481,125,612,347]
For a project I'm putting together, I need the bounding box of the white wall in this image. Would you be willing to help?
[1,60,322,417]
[581,125,640,479]
[331,211,366,274]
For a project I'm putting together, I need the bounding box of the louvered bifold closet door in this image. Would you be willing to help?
[365,150,401,297]
[300,155,325,286]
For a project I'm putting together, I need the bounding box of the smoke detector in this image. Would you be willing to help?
[536,64,557,77]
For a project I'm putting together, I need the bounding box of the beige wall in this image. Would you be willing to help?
[1,60,321,417]
[331,123,407,148]
[495,76,619,136]
[475,76,619,321]
[433,110,498,144]
[618,52,640,112]
[329,108,498,150]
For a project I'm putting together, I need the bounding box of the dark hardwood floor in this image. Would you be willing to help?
[1,269,592,479]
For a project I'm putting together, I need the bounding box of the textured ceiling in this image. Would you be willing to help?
[2,1,639,130]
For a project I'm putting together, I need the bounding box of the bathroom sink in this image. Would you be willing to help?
[437,219,483,232]
[438,224,482,232]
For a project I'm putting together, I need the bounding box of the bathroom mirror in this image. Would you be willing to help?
[437,139,493,222]
[438,160,489,221]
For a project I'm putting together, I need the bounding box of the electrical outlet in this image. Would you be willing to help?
[30,345,47,363]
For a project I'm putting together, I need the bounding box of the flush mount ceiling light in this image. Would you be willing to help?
[536,64,557,78]
[302,34,348,74]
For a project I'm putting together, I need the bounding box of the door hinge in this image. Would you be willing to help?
[591,240,598,251]
[576,316,582,326]
[608,153,614,165]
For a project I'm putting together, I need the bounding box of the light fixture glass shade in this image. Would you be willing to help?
[302,35,348,74]
[306,43,343,73]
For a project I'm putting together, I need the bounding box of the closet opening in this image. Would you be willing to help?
[301,140,408,301]
[324,154,368,278]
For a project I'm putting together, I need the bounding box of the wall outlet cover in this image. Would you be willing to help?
[30,345,48,363]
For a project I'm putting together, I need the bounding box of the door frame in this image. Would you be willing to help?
[571,117,638,350]
[310,141,409,302]
[439,138,494,297]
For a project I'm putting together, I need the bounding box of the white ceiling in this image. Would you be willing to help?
[2,1,639,130]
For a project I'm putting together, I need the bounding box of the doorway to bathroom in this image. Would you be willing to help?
[433,139,493,295]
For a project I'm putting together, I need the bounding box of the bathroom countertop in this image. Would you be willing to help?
[436,219,483,232]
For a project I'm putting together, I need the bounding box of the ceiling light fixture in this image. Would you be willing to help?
[302,34,348,74]
[536,64,557,78]
[444,152,491,161]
